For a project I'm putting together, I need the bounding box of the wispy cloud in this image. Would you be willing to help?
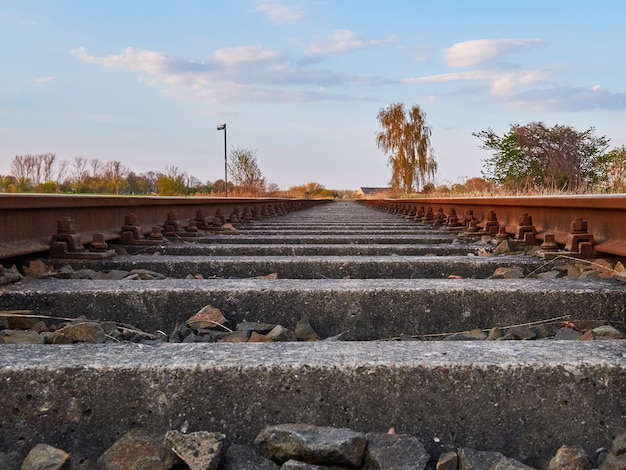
[404,68,550,96]
[306,29,398,55]
[73,45,382,104]
[444,38,546,67]
[255,1,305,24]
[404,37,626,111]
[508,85,626,111]
[34,76,55,83]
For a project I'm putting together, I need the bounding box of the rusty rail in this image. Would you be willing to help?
[0,194,329,260]
[359,195,626,257]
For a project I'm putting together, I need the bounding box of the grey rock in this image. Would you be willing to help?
[436,451,458,470]
[492,239,519,255]
[537,270,563,280]
[444,332,482,341]
[0,451,21,470]
[21,443,69,470]
[97,430,180,470]
[223,444,279,470]
[600,452,626,470]
[266,325,298,342]
[491,267,525,279]
[216,331,250,343]
[613,431,626,456]
[182,333,209,343]
[255,423,367,467]
[508,326,536,340]
[281,459,346,469]
[122,274,141,280]
[548,445,590,470]
[458,447,536,470]
[295,319,320,341]
[592,325,624,339]
[130,269,166,280]
[236,321,277,334]
[0,329,44,344]
[169,322,192,342]
[6,316,41,330]
[554,327,583,340]
[94,269,131,280]
[74,268,99,279]
[487,327,502,340]
[579,269,599,279]
[47,265,80,280]
[164,430,226,470]
[362,432,429,469]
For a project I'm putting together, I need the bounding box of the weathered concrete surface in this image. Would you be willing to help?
[122,243,476,257]
[0,342,624,468]
[1,278,623,339]
[48,254,544,279]
[168,234,458,245]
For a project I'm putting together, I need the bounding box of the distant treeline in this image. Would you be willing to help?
[0,154,356,198]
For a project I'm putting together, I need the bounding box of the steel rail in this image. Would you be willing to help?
[0,194,327,260]
[359,195,626,257]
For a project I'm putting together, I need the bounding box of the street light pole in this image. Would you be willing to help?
[216,123,227,197]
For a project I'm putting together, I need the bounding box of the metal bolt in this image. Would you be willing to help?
[541,233,559,252]
[570,217,588,233]
[57,216,77,235]
[89,233,108,252]
[125,213,139,226]
[518,213,533,226]
[148,227,164,240]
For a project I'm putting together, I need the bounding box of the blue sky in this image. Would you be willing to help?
[2,0,626,190]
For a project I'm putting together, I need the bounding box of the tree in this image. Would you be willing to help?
[593,145,626,193]
[212,179,234,196]
[102,160,128,194]
[376,103,437,193]
[474,122,610,193]
[156,166,187,196]
[228,146,266,196]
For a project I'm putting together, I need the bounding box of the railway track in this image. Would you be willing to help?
[1,195,625,468]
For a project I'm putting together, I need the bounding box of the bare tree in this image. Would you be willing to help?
[41,153,57,182]
[56,159,70,185]
[89,158,103,178]
[102,160,128,194]
[10,156,29,182]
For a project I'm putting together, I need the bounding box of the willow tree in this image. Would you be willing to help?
[376,103,437,193]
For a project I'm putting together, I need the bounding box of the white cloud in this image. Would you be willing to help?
[307,29,398,55]
[213,45,282,66]
[255,2,304,24]
[73,47,172,74]
[404,68,548,94]
[508,85,626,111]
[73,46,380,104]
[403,70,491,84]
[444,38,546,67]
[34,76,55,83]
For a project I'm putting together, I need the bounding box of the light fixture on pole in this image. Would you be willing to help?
[216,123,227,197]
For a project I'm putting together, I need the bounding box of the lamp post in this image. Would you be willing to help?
[216,123,227,197]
